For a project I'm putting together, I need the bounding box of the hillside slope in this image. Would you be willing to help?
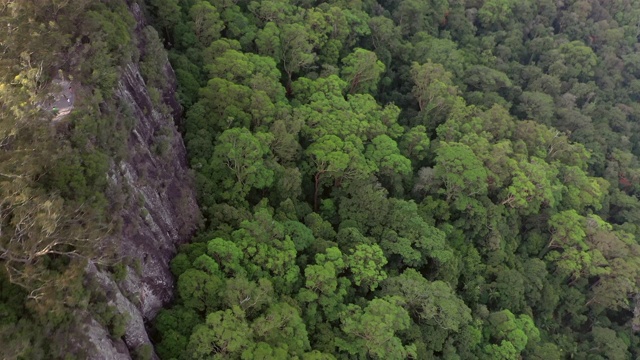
[0,1,199,358]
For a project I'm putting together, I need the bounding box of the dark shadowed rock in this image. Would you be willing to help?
[83,2,200,358]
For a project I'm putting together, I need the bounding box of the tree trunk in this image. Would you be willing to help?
[314,172,322,211]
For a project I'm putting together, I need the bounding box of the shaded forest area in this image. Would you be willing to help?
[147,0,640,358]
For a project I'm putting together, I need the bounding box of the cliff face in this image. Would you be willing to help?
[83,2,200,358]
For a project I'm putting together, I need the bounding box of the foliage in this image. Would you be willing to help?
[0,0,183,357]
[146,0,640,358]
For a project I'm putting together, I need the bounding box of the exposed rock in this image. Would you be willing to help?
[83,2,200,358]
[41,77,75,122]
[111,60,199,319]
[84,315,132,360]
[86,262,161,360]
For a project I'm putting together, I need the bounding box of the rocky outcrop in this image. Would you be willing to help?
[83,2,200,358]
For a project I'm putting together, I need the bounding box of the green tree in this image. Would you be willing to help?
[365,135,411,177]
[399,125,430,161]
[392,0,448,36]
[382,269,471,331]
[517,91,555,124]
[337,297,417,359]
[434,142,488,201]
[500,158,560,215]
[154,306,202,358]
[189,1,224,47]
[545,211,611,281]
[410,61,457,119]
[177,266,225,312]
[587,327,630,360]
[208,128,274,203]
[340,48,385,94]
[298,247,351,326]
[484,310,540,355]
[478,0,518,29]
[1,185,91,290]
[252,302,311,356]
[463,65,512,94]
[347,243,388,291]
[412,34,467,77]
[305,134,372,210]
[188,306,252,359]
[223,277,274,316]
[280,23,315,84]
[232,209,300,292]
[255,22,282,63]
[367,16,404,63]
[195,78,252,131]
[380,199,452,268]
[206,237,245,276]
[147,0,182,37]
[556,40,598,81]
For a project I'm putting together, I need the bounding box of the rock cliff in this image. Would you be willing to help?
[82,2,200,358]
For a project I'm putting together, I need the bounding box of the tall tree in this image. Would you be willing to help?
[340,48,385,94]
[337,297,417,359]
[434,142,488,201]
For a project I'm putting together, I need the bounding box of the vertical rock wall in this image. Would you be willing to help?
[83,2,200,358]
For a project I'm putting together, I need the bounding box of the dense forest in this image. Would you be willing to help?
[6,0,640,358]
[142,0,640,359]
